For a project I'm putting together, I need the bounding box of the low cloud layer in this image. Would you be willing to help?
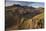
[5,1,44,8]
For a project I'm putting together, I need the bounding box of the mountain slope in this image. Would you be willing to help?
[18,13,44,29]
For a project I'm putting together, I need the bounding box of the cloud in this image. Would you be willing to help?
[6,0,44,2]
[5,1,44,8]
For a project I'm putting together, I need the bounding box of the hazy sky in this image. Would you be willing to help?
[5,0,44,8]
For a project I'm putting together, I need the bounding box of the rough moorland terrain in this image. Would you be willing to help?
[5,4,44,30]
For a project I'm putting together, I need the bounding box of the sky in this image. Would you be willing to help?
[6,0,44,2]
[5,0,44,8]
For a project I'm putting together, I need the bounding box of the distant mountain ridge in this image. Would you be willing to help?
[6,4,35,9]
[5,4,44,15]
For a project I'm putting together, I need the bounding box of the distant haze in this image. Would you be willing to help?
[5,1,44,8]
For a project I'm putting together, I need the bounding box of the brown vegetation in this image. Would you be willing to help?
[5,4,44,30]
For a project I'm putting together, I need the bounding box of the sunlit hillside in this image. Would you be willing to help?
[18,13,44,29]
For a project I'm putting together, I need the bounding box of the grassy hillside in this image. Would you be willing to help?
[18,13,44,29]
[5,4,44,30]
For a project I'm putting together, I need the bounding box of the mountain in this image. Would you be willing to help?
[5,4,35,15]
[5,4,44,30]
